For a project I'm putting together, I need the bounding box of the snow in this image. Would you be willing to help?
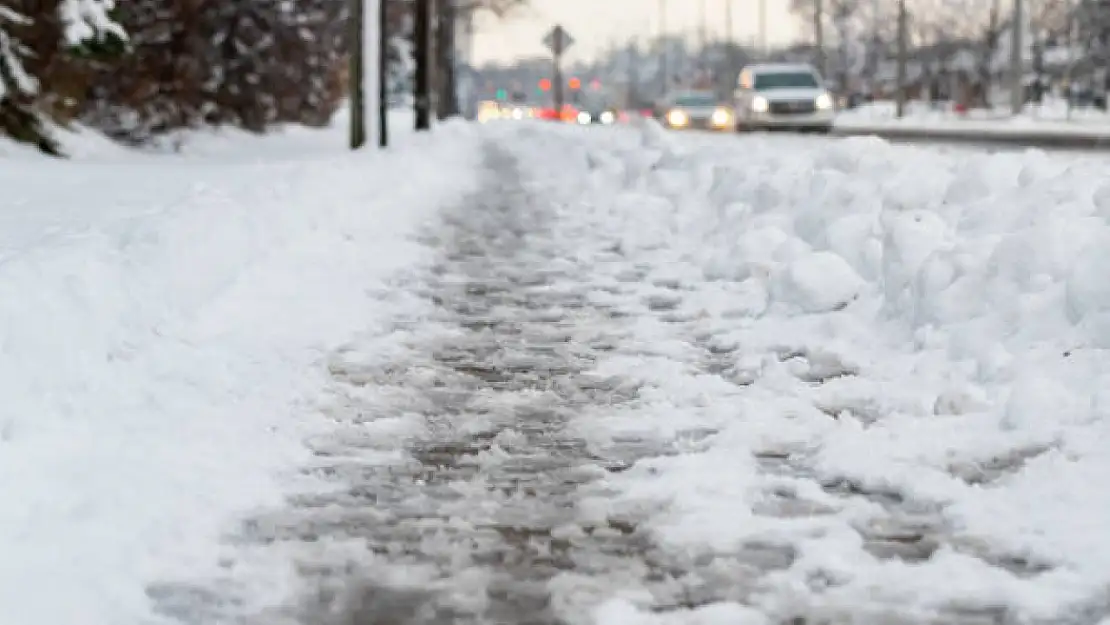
[57,0,127,46]
[7,107,1110,624]
[837,99,1110,138]
[492,121,1110,622]
[0,111,481,625]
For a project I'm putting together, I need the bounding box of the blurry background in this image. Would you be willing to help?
[2,1,1108,153]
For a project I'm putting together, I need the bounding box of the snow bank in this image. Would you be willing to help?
[836,98,1110,136]
[0,118,481,625]
[512,124,1110,622]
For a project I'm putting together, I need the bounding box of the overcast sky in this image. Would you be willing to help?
[470,0,800,65]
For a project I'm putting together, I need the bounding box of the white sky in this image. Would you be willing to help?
[470,0,801,65]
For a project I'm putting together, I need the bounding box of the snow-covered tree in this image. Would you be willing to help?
[0,0,126,153]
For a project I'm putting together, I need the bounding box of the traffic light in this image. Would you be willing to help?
[539,78,552,91]
[568,77,581,90]
[590,79,601,90]
[495,88,506,99]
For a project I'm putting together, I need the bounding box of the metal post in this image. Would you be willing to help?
[659,0,668,94]
[553,40,565,115]
[414,0,433,130]
[699,0,707,75]
[725,0,734,82]
[378,0,388,147]
[1066,0,1077,120]
[896,0,907,118]
[349,0,366,149]
[1010,0,1023,115]
[814,0,825,77]
[758,0,767,57]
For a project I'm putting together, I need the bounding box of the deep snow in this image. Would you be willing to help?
[5,114,1110,624]
[0,113,483,625]
[494,120,1110,623]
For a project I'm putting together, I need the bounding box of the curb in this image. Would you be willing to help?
[831,124,1110,150]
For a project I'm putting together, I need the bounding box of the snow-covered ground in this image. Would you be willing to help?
[0,111,484,625]
[497,121,1110,623]
[837,99,1110,137]
[6,114,1110,624]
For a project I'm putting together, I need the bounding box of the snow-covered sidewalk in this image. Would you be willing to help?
[0,116,483,625]
[7,115,1110,625]
[506,122,1110,623]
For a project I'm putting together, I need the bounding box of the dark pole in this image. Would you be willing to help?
[659,0,668,95]
[896,0,907,118]
[349,0,366,148]
[436,0,459,119]
[814,0,824,78]
[378,0,388,147]
[552,32,565,116]
[414,0,433,130]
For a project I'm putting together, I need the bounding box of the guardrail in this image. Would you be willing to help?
[830,122,1110,150]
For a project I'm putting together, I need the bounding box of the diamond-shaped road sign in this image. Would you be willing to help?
[542,25,574,57]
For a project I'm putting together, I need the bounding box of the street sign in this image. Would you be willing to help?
[542,25,574,57]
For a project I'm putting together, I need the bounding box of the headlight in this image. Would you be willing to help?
[577,111,591,124]
[710,107,732,126]
[666,109,689,126]
[816,93,834,110]
[511,108,524,119]
[600,111,615,124]
[751,96,769,113]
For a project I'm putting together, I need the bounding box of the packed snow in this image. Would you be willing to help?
[0,112,483,625]
[5,112,1110,625]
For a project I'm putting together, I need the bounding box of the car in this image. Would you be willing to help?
[571,92,621,125]
[732,63,836,132]
[658,90,734,131]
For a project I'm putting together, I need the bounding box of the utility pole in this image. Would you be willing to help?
[414,0,434,130]
[436,0,458,119]
[462,5,476,119]
[814,0,825,78]
[896,0,907,118]
[725,0,734,83]
[378,0,388,147]
[349,0,366,149]
[1010,0,1024,115]
[758,0,767,57]
[699,0,707,75]
[659,0,668,95]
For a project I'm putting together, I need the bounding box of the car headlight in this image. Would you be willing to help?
[815,93,834,110]
[600,110,615,124]
[666,109,689,126]
[577,111,591,124]
[710,107,732,125]
[751,96,769,113]
[511,108,524,119]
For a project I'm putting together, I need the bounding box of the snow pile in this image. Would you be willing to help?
[510,124,1110,622]
[0,119,481,625]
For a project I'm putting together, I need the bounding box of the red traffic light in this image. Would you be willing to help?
[590,79,601,90]
[539,78,552,91]
[568,77,581,90]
